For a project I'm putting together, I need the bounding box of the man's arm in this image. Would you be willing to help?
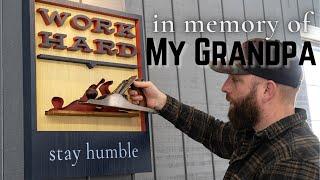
[257,159,319,180]
[159,95,236,159]
[129,81,236,159]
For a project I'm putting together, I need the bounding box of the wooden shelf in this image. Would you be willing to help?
[45,110,140,117]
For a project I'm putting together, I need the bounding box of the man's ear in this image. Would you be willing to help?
[262,80,277,103]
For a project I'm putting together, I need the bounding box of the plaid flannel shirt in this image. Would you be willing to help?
[159,95,320,180]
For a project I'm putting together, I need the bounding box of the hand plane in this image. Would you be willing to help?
[84,76,157,113]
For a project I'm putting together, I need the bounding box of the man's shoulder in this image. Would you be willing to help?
[289,122,319,162]
[258,123,319,179]
[270,121,319,162]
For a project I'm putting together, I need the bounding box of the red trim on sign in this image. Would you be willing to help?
[135,20,143,80]
[135,19,146,132]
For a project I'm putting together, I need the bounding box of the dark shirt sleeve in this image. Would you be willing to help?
[257,159,319,180]
[158,95,237,159]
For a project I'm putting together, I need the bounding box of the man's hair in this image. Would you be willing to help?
[251,75,299,105]
[278,84,299,105]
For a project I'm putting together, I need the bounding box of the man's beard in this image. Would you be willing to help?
[227,88,260,130]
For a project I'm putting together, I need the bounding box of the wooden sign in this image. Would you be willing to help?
[23,0,151,179]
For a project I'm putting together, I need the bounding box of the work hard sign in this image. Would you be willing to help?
[24,0,151,179]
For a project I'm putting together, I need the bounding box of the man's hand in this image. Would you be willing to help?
[128,81,167,111]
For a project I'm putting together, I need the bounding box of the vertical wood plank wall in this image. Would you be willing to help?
[0,0,318,180]
[126,0,318,180]
[0,0,3,179]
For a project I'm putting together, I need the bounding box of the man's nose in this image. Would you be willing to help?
[221,77,231,93]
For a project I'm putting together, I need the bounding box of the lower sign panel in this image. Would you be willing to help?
[31,132,151,179]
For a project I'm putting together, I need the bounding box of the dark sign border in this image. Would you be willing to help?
[22,0,151,179]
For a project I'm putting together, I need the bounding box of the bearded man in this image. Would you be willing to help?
[129,38,319,179]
